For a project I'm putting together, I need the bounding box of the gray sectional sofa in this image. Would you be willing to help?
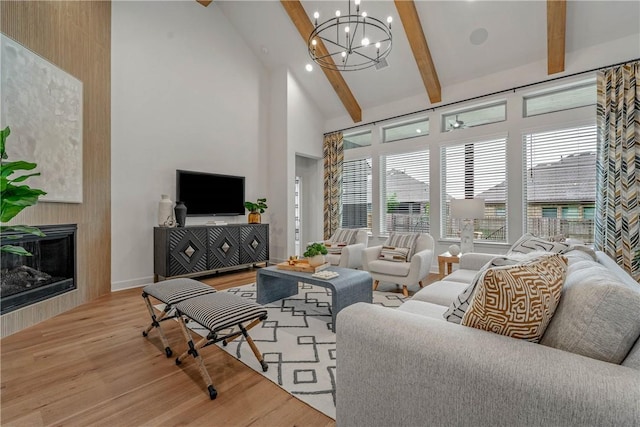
[336,248,640,427]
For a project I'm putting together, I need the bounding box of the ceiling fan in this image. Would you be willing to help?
[449,115,465,130]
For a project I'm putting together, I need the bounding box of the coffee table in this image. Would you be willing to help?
[256,265,372,332]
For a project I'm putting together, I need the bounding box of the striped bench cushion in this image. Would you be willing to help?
[175,293,267,333]
[143,278,217,304]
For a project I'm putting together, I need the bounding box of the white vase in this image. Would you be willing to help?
[158,194,174,227]
[308,254,325,267]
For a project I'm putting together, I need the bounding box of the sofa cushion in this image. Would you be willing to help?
[540,260,640,364]
[622,338,640,370]
[412,280,468,307]
[508,233,570,256]
[379,246,410,262]
[397,300,448,320]
[367,259,411,277]
[383,232,420,259]
[442,257,520,324]
[326,241,347,254]
[461,254,568,343]
[443,268,478,284]
[330,228,358,245]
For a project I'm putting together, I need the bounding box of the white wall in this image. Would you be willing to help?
[111,1,269,290]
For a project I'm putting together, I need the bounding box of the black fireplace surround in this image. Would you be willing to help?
[1,224,77,315]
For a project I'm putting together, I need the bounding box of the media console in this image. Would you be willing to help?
[153,224,269,281]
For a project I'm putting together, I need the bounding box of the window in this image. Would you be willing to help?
[343,131,372,150]
[381,150,430,234]
[523,124,597,243]
[442,102,506,132]
[383,118,429,143]
[441,137,508,242]
[341,158,372,229]
[524,82,596,117]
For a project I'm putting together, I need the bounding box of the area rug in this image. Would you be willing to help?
[186,282,407,419]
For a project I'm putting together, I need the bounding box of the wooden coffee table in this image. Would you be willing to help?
[256,265,372,332]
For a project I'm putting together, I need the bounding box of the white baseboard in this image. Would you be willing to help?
[111,276,154,292]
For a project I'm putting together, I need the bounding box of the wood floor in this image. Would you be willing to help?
[1,268,439,426]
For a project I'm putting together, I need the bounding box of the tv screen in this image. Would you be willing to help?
[176,170,245,216]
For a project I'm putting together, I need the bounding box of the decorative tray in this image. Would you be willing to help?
[276,260,331,273]
[312,270,339,280]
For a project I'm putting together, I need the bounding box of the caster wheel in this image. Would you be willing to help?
[165,347,172,358]
[142,331,148,337]
[261,361,269,372]
[222,340,228,347]
[208,385,218,400]
[175,357,182,366]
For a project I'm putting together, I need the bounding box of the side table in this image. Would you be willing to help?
[438,252,460,279]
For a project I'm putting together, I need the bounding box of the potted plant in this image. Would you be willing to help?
[244,198,267,224]
[304,242,328,267]
[0,126,47,256]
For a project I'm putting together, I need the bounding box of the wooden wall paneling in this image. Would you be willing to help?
[0,1,111,337]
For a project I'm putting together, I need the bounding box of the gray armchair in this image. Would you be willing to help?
[362,233,435,296]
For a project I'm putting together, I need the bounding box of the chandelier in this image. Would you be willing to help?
[308,0,393,71]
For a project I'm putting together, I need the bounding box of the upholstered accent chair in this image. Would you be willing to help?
[362,233,435,297]
[324,228,369,269]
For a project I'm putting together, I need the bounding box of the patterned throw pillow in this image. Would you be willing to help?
[508,233,570,256]
[383,232,420,259]
[379,246,410,262]
[461,254,568,343]
[331,228,358,245]
[443,256,520,324]
[325,241,348,254]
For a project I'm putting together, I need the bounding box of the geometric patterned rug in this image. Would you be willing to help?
[185,282,407,419]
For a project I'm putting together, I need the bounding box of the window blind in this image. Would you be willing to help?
[381,150,430,234]
[341,158,372,229]
[523,124,597,243]
[441,136,507,242]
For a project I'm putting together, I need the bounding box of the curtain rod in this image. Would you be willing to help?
[325,57,640,136]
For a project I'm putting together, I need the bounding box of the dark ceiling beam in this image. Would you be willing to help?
[394,0,441,104]
[280,0,362,123]
[547,0,566,74]
[196,1,213,6]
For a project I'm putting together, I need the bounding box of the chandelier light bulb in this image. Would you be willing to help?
[361,12,367,18]
[335,10,341,17]
[362,37,370,46]
[312,39,317,46]
[341,51,347,58]
[314,11,319,19]
[305,64,313,72]
[375,42,381,48]
[345,26,350,33]
[387,16,393,24]
[355,0,360,5]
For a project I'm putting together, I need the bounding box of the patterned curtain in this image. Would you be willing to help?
[323,131,344,240]
[595,61,640,281]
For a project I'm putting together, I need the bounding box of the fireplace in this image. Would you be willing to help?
[1,224,77,315]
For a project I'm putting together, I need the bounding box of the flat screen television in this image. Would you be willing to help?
[176,170,245,216]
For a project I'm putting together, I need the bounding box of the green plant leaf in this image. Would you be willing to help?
[10,172,41,183]
[1,160,38,178]
[0,244,33,256]
[0,224,46,237]
[0,126,9,160]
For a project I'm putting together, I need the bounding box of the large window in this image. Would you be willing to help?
[383,118,429,143]
[341,158,372,229]
[523,82,596,117]
[441,137,507,242]
[343,131,372,150]
[523,124,597,243]
[442,102,506,132]
[381,150,430,234]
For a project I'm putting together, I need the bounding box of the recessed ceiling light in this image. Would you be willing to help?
[470,28,488,45]
[416,129,422,133]
[305,64,313,72]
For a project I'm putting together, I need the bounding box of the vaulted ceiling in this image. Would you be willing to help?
[211,0,640,123]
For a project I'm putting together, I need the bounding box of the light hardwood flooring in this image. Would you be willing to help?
[1,268,439,426]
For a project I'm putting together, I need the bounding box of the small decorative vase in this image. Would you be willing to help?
[248,211,261,224]
[174,201,187,227]
[448,244,461,256]
[158,194,174,227]
[308,254,325,267]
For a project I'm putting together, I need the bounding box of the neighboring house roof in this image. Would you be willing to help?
[385,168,429,203]
[477,151,596,204]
